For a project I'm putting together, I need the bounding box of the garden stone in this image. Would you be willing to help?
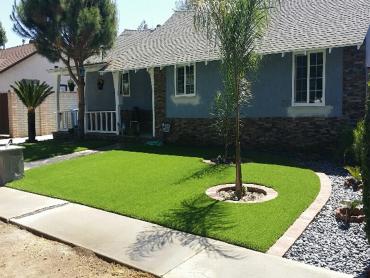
[284,160,370,276]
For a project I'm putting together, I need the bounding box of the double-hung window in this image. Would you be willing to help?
[121,72,130,96]
[175,64,196,96]
[293,51,325,106]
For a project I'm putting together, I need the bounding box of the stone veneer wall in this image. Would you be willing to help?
[154,68,166,136]
[8,92,77,138]
[164,118,346,149]
[343,46,367,123]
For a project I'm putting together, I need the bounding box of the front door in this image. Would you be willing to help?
[0,93,9,135]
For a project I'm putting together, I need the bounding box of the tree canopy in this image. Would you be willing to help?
[11,0,118,138]
[175,0,194,11]
[0,21,7,47]
[11,0,117,79]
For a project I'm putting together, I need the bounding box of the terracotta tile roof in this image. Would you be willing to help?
[0,44,37,73]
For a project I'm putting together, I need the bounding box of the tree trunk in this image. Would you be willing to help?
[27,109,36,143]
[235,78,243,200]
[77,78,85,139]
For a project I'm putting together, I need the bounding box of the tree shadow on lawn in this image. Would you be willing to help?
[127,195,246,261]
[174,163,231,185]
[21,139,113,162]
[118,143,314,170]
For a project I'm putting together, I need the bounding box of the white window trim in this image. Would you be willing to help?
[174,63,197,97]
[291,50,326,107]
[121,71,131,97]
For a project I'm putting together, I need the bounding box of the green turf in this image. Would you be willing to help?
[21,139,112,162]
[9,145,320,252]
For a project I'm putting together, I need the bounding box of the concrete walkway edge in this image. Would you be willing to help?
[267,172,332,257]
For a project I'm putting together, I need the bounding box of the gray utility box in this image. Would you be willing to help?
[0,146,25,186]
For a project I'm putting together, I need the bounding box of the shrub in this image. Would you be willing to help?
[353,120,365,164]
[336,124,355,164]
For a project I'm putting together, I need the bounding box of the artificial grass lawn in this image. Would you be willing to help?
[9,145,320,252]
[21,139,112,162]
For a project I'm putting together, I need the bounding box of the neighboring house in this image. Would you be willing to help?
[0,43,77,137]
[53,0,370,149]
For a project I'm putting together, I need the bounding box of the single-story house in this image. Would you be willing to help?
[0,43,77,138]
[53,0,370,149]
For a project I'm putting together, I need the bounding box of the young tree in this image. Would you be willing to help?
[193,0,278,199]
[0,21,7,48]
[11,0,118,138]
[363,78,370,241]
[11,80,53,143]
[212,90,235,162]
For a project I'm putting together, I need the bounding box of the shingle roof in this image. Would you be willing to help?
[106,13,219,72]
[106,0,370,72]
[0,44,37,73]
[258,0,370,54]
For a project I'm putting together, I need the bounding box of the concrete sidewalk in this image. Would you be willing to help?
[0,187,351,278]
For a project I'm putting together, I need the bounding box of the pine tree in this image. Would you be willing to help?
[11,0,118,138]
[0,21,7,47]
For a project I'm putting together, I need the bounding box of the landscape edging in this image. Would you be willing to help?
[267,172,332,257]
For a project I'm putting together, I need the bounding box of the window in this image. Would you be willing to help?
[121,72,130,96]
[293,51,325,106]
[175,64,196,96]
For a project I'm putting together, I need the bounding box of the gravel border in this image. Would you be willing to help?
[284,161,370,277]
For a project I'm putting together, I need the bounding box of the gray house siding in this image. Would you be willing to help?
[165,48,343,118]
[86,72,115,111]
[120,69,152,111]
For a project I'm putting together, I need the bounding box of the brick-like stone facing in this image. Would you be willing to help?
[343,46,367,123]
[164,117,346,150]
[154,68,166,136]
[8,92,77,138]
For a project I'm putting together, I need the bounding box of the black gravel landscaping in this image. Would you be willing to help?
[284,161,370,277]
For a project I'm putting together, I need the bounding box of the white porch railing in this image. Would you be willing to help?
[58,110,78,131]
[85,111,117,134]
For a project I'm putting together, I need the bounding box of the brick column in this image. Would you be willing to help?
[154,68,166,137]
[343,46,367,123]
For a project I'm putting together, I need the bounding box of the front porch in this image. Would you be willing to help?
[53,66,157,138]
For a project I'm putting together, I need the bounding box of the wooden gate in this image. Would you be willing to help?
[0,93,9,135]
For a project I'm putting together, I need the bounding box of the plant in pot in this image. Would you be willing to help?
[97,76,105,90]
[335,200,365,224]
[67,79,75,92]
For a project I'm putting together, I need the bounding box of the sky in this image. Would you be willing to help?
[0,0,177,48]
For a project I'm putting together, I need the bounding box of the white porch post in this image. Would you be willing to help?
[55,73,61,131]
[112,71,121,135]
[84,71,88,134]
[148,68,156,138]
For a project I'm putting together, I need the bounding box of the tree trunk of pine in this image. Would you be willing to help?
[77,79,85,140]
[27,109,36,143]
[235,79,243,200]
[363,79,370,241]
